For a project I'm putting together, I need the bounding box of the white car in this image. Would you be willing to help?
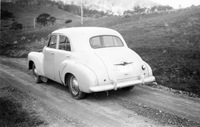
[28,27,155,99]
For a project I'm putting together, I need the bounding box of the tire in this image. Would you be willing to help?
[40,76,48,83]
[69,75,85,99]
[122,86,135,91]
[32,63,41,83]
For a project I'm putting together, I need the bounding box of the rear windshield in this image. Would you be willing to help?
[90,35,124,49]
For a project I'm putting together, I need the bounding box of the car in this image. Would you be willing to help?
[28,27,156,99]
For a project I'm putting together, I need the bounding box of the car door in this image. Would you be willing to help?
[43,34,58,80]
[54,34,72,83]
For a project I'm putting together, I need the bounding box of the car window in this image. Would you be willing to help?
[90,36,101,48]
[90,35,124,49]
[58,35,71,51]
[48,35,57,49]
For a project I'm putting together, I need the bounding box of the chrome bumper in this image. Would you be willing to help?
[89,76,155,92]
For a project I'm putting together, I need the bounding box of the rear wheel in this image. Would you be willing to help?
[32,63,41,83]
[69,75,85,99]
[122,86,135,91]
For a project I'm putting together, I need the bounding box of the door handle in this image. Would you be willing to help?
[51,52,54,55]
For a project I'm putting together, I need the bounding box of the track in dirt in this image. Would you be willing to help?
[0,56,200,127]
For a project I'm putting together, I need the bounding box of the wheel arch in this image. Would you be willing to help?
[143,61,153,77]
[64,73,73,86]
[28,60,34,70]
[61,61,98,93]
[28,52,45,76]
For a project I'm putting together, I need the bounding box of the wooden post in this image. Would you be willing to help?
[33,17,36,28]
[81,0,83,25]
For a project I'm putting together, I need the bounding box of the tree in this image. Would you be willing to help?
[65,19,72,24]
[10,22,23,30]
[1,10,14,20]
[134,6,147,14]
[36,13,51,26]
[49,16,56,25]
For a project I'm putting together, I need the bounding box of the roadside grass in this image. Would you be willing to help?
[135,47,200,96]
[0,6,200,96]
[0,97,46,127]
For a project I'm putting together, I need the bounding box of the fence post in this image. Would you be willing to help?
[33,17,36,28]
[81,1,83,25]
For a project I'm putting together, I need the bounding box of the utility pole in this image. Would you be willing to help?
[81,0,83,25]
[33,17,36,29]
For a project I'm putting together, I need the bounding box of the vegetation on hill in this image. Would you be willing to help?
[52,1,111,18]
[36,13,56,26]
[1,9,15,20]
[1,2,80,29]
[124,5,173,15]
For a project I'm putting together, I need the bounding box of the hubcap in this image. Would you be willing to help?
[70,76,79,96]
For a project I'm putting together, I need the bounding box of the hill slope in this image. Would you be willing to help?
[83,7,200,95]
[85,7,200,50]
[1,2,80,28]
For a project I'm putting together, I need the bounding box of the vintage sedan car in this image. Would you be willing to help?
[28,27,155,99]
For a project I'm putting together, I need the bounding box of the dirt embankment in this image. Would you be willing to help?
[0,56,200,127]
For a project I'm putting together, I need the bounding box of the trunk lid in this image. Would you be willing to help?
[94,47,143,82]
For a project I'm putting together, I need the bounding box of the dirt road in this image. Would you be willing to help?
[0,56,200,127]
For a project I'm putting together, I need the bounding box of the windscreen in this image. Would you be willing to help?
[90,35,124,49]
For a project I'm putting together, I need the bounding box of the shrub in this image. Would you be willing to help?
[36,13,51,26]
[65,19,72,24]
[49,16,56,25]
[10,22,23,30]
[1,10,14,20]
[124,15,131,18]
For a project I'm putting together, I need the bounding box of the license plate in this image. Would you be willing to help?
[117,65,132,73]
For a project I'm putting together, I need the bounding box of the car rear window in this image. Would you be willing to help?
[90,35,124,49]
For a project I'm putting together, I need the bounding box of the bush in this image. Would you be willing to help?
[36,13,57,26]
[65,19,72,24]
[124,15,131,18]
[49,16,56,25]
[10,22,23,30]
[36,13,51,26]
[1,10,14,20]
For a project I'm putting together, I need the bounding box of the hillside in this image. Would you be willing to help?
[0,5,200,96]
[1,2,80,29]
[85,7,200,49]
[83,7,200,95]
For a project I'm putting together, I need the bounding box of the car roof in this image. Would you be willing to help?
[52,27,127,52]
[52,27,121,38]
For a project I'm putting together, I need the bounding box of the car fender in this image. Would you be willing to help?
[143,61,153,77]
[60,60,98,93]
[28,52,44,76]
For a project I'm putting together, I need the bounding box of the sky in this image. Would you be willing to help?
[58,0,200,15]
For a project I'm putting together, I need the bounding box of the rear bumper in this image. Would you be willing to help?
[89,76,155,92]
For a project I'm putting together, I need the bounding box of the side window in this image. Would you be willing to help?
[90,37,101,49]
[113,36,124,46]
[58,35,71,51]
[48,35,57,49]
